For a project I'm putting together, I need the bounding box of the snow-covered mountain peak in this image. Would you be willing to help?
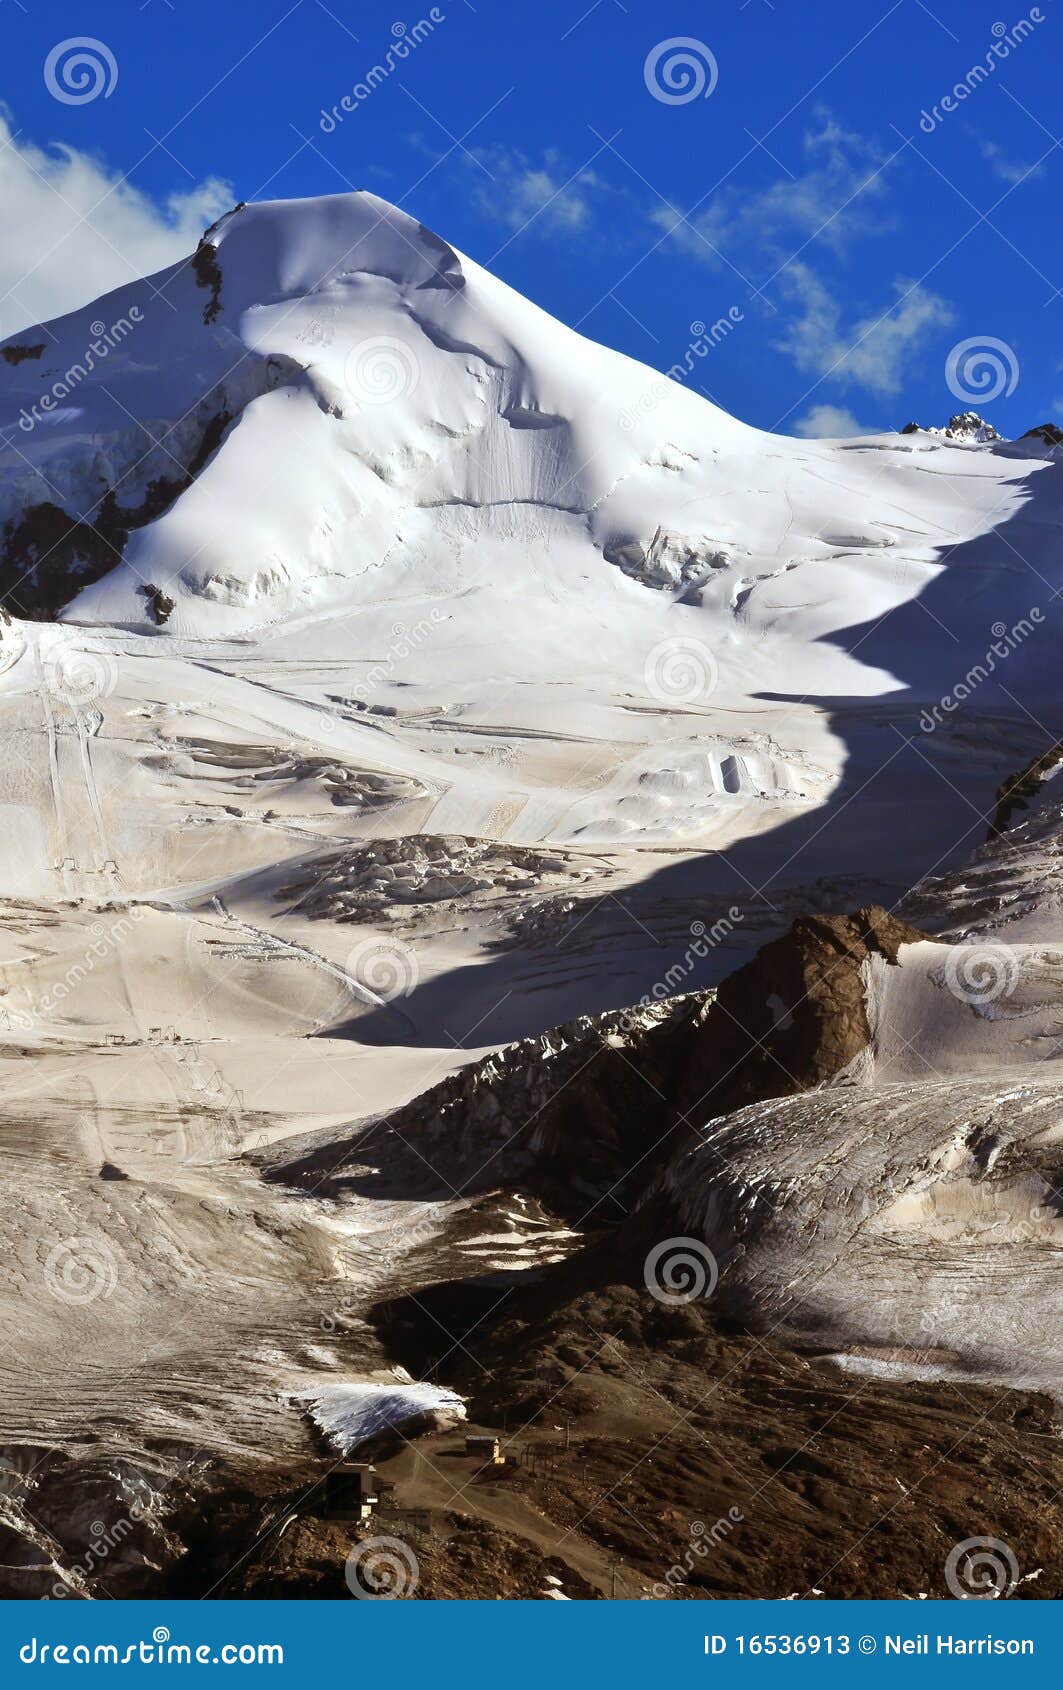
[940,409,1003,442]
[0,189,765,632]
[0,187,1058,763]
[902,411,1004,442]
[203,190,468,309]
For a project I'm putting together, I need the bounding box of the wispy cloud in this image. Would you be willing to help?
[978,137,1042,186]
[464,146,617,237]
[791,403,880,437]
[408,111,950,405]
[646,111,945,398]
[0,110,231,337]
[775,262,954,397]
[650,113,893,269]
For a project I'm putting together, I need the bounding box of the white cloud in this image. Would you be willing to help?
[647,111,953,401]
[651,112,892,269]
[978,139,1042,186]
[792,404,879,437]
[775,262,954,397]
[0,111,232,338]
[466,146,614,237]
[469,148,601,233]
[498,166,589,230]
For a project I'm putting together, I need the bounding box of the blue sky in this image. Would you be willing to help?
[3,0,1061,436]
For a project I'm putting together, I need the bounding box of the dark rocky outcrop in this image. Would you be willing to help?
[262,906,923,1226]
[258,997,704,1219]
[190,204,248,325]
[191,239,224,325]
[988,741,1063,838]
[668,905,923,1127]
[0,343,44,365]
[138,583,176,626]
[359,1273,1063,1601]
[0,407,230,619]
[900,412,1002,442]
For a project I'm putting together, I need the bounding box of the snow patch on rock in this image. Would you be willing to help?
[299,1381,466,1455]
